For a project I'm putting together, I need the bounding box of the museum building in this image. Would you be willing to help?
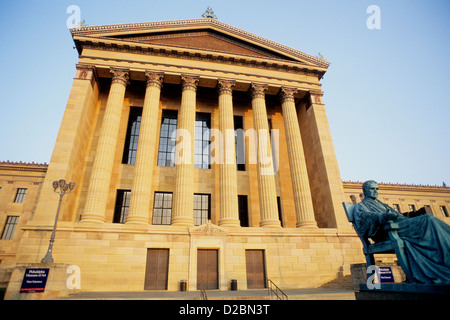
[1,17,449,295]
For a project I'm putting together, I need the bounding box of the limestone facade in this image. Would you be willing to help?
[1,19,449,294]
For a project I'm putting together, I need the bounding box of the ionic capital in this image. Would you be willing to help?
[250,83,268,100]
[181,75,199,92]
[280,87,298,104]
[217,79,236,96]
[145,71,164,89]
[110,67,130,86]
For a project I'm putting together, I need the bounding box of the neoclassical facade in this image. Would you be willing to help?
[1,18,449,295]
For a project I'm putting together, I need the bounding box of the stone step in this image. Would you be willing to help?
[56,288,355,300]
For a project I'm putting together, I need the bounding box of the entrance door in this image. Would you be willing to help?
[144,249,169,290]
[246,250,266,289]
[197,249,218,290]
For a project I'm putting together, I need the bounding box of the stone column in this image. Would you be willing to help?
[217,80,240,227]
[250,83,281,228]
[81,68,129,223]
[280,87,317,228]
[171,75,198,226]
[126,72,164,225]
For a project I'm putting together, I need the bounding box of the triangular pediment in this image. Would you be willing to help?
[189,220,227,236]
[112,30,290,61]
[71,19,329,69]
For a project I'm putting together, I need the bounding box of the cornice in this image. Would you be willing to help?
[342,180,450,192]
[0,161,48,173]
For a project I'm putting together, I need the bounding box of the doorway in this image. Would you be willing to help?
[144,249,169,290]
[197,249,219,290]
[246,250,266,289]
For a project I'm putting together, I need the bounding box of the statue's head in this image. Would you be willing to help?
[362,180,379,200]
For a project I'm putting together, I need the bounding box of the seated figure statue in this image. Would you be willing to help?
[354,180,450,284]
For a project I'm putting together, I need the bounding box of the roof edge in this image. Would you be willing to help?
[70,18,330,69]
[343,180,450,190]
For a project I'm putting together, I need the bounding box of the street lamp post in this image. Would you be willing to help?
[41,179,75,264]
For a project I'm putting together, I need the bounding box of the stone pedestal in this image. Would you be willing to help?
[356,283,450,300]
[4,263,77,300]
[350,262,406,291]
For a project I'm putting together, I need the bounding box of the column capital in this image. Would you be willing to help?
[75,64,96,79]
[145,71,164,89]
[110,67,130,86]
[75,64,97,87]
[181,75,199,92]
[280,87,298,104]
[309,90,324,105]
[250,83,268,100]
[217,79,236,96]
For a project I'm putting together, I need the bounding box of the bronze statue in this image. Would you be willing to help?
[354,180,450,284]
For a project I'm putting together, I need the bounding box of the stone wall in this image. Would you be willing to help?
[12,222,364,294]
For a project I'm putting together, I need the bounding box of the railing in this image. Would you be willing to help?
[267,279,288,300]
[200,286,208,300]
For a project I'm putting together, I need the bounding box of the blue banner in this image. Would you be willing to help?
[20,268,50,293]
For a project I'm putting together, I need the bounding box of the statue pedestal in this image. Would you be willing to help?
[4,263,76,300]
[356,282,450,300]
[350,262,406,291]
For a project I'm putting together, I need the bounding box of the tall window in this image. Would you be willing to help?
[193,194,210,226]
[393,204,401,213]
[122,107,142,165]
[1,216,19,240]
[153,192,173,225]
[268,118,278,172]
[234,116,245,171]
[440,206,449,218]
[408,204,416,212]
[14,188,27,203]
[113,190,131,223]
[277,196,284,227]
[157,110,178,167]
[195,113,211,169]
[238,195,249,227]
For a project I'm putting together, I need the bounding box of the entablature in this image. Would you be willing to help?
[73,37,326,81]
[77,54,323,99]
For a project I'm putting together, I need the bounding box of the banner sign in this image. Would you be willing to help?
[20,268,50,293]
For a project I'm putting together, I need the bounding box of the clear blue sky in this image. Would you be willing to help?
[0,0,449,186]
